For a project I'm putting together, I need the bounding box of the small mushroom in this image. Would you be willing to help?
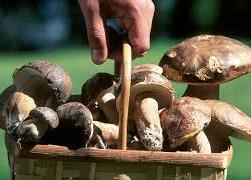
[17,107,59,144]
[0,84,16,130]
[55,102,93,149]
[131,64,163,75]
[159,35,251,100]
[117,71,175,151]
[13,61,72,109]
[204,100,251,152]
[88,121,119,148]
[160,97,211,153]
[82,73,118,124]
[3,92,36,137]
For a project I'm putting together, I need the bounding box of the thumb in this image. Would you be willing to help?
[79,0,108,64]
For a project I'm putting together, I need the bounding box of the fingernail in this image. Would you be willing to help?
[91,49,103,64]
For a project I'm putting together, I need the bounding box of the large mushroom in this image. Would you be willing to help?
[204,100,251,152]
[117,71,175,151]
[54,102,94,149]
[13,61,72,109]
[17,107,59,144]
[0,84,16,130]
[159,35,251,100]
[3,92,36,137]
[160,97,211,153]
[82,73,118,124]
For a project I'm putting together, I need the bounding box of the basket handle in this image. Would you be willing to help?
[116,40,131,150]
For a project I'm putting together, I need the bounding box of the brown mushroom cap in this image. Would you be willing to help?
[126,71,175,116]
[17,107,59,143]
[82,73,114,106]
[160,97,211,148]
[132,64,163,75]
[205,100,251,141]
[159,35,251,84]
[29,107,59,128]
[55,102,93,149]
[13,61,72,108]
[82,73,115,122]
[0,84,16,130]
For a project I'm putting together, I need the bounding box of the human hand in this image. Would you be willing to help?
[78,0,155,64]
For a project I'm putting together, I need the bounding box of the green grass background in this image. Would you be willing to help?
[1,39,251,179]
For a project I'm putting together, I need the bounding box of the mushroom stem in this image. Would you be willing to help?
[183,84,219,100]
[98,93,119,124]
[134,93,163,151]
[186,131,211,153]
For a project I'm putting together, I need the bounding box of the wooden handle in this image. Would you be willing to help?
[118,41,131,150]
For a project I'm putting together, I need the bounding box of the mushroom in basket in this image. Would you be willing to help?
[17,107,59,144]
[0,84,16,130]
[13,61,72,109]
[82,73,118,124]
[160,97,212,153]
[204,100,251,152]
[159,35,251,100]
[117,70,175,151]
[3,92,36,137]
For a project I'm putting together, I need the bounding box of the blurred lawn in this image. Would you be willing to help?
[1,38,251,179]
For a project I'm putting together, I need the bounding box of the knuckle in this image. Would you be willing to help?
[88,29,105,48]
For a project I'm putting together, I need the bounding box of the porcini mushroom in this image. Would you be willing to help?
[13,61,72,109]
[3,92,36,137]
[55,102,93,149]
[0,84,16,130]
[160,97,211,153]
[204,100,251,152]
[159,35,251,99]
[117,71,175,151]
[82,73,118,124]
[17,107,59,144]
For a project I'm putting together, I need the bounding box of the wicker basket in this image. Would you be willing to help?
[5,134,232,180]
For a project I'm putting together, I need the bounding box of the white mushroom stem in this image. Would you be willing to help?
[134,93,163,151]
[186,131,211,153]
[98,92,119,124]
[4,92,36,136]
[183,84,219,100]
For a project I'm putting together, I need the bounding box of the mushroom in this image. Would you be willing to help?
[54,102,93,149]
[204,100,251,152]
[13,61,72,109]
[0,84,16,130]
[160,97,211,153]
[131,64,163,75]
[17,107,59,144]
[117,71,175,151]
[87,121,119,149]
[3,92,37,137]
[82,73,118,124]
[159,35,251,100]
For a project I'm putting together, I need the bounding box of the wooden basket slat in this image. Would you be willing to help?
[6,135,232,180]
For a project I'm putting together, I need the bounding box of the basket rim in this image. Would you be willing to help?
[5,134,233,169]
